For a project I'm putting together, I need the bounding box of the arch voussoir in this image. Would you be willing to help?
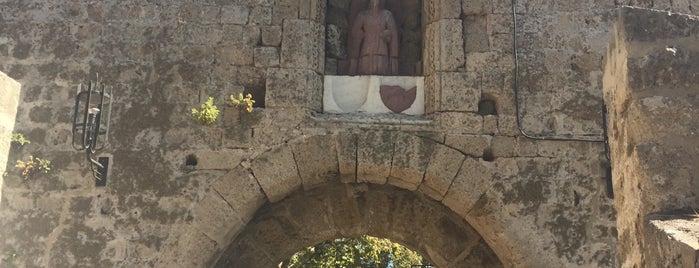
[387,132,435,190]
[418,141,467,200]
[250,144,302,202]
[289,134,340,190]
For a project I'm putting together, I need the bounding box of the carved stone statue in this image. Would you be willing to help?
[348,0,400,75]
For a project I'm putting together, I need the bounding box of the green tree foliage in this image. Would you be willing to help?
[286,235,431,268]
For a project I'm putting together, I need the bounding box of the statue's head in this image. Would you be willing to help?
[369,0,381,9]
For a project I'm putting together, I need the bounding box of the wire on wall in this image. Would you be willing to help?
[511,0,606,143]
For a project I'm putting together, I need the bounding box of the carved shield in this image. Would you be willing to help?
[379,85,417,113]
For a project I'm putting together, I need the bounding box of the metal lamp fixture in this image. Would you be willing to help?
[71,78,112,183]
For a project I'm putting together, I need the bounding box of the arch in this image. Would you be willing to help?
[154,132,526,267]
[215,183,502,267]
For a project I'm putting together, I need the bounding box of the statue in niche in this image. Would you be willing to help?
[348,0,400,75]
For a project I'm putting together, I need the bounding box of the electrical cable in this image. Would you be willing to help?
[511,0,614,198]
[511,0,606,142]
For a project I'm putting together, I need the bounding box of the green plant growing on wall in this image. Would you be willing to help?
[15,156,51,179]
[10,133,30,146]
[230,93,255,113]
[191,97,220,125]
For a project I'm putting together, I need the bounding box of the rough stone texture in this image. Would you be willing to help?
[357,131,394,185]
[424,19,465,76]
[251,145,302,203]
[645,214,699,268]
[419,143,465,200]
[290,135,339,190]
[266,68,322,110]
[280,19,324,73]
[604,7,699,268]
[6,1,698,268]
[388,133,434,191]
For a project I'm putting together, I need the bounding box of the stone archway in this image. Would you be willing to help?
[215,183,503,267]
[153,132,531,268]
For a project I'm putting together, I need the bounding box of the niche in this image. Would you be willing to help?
[323,0,425,116]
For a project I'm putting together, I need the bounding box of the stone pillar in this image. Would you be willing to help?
[0,72,21,206]
[603,7,699,267]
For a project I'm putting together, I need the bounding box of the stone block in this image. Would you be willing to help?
[291,135,339,189]
[299,0,326,23]
[253,47,279,67]
[211,166,266,222]
[250,6,272,25]
[251,145,302,202]
[424,0,462,24]
[193,192,244,246]
[272,0,300,25]
[492,0,525,14]
[388,133,435,191]
[191,149,248,170]
[281,19,324,73]
[536,140,579,158]
[265,68,322,110]
[336,132,358,183]
[187,24,223,44]
[464,15,490,53]
[498,114,519,136]
[260,26,282,46]
[217,45,253,65]
[434,112,483,134]
[515,137,538,157]
[357,131,395,185]
[164,127,223,149]
[221,4,250,24]
[462,0,490,15]
[244,25,262,46]
[437,72,480,112]
[644,214,699,268]
[445,134,490,157]
[442,158,494,217]
[491,136,515,158]
[424,19,465,75]
[483,115,498,134]
[162,229,218,268]
[465,51,514,73]
[420,144,466,200]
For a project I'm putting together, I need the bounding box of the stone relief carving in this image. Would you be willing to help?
[323,0,423,115]
[348,0,401,75]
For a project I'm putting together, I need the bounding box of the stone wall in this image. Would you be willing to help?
[604,7,699,267]
[0,0,696,267]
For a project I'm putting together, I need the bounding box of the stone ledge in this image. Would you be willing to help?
[646,213,699,268]
[312,112,433,126]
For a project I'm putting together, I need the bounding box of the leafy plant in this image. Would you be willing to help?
[191,97,220,125]
[15,156,51,179]
[286,235,429,268]
[10,133,30,146]
[230,93,255,113]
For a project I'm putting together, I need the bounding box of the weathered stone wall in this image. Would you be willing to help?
[604,7,699,268]
[0,0,695,267]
